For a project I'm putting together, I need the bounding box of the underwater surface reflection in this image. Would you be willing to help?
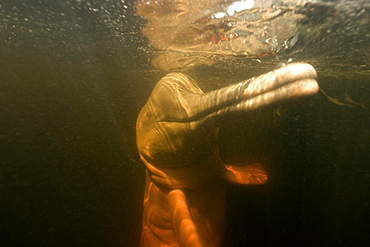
[0,0,369,246]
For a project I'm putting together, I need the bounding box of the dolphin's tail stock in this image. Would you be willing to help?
[140,168,225,247]
[168,189,203,247]
[140,169,222,247]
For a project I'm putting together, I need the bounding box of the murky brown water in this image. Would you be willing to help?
[1,0,369,246]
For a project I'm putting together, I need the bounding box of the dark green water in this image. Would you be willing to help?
[1,0,369,246]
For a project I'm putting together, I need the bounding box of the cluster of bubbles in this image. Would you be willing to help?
[0,0,144,46]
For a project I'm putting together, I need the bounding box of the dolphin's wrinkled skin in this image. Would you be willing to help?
[136,63,319,247]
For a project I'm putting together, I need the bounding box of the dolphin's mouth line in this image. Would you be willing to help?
[159,78,252,123]
[159,95,249,123]
[159,78,318,124]
[155,63,318,124]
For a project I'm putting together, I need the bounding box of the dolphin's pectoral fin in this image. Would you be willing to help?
[224,163,268,185]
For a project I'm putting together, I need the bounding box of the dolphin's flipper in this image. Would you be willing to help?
[224,163,268,185]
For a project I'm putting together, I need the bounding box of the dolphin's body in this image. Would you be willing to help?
[136,63,319,246]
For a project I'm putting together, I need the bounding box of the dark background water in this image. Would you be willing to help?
[0,0,369,246]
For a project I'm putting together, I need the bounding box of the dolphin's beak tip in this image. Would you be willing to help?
[300,79,320,97]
